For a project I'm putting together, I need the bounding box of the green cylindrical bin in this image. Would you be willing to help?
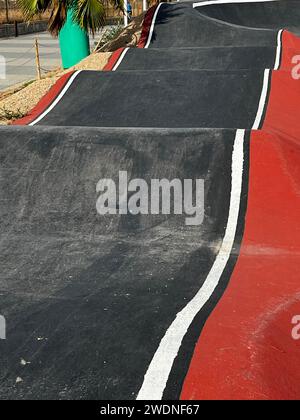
[59,9,90,69]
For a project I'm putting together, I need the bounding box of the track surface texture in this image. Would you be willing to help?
[1,0,300,400]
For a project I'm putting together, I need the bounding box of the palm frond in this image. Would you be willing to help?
[18,0,52,20]
[48,1,69,36]
[73,0,106,35]
[19,0,125,35]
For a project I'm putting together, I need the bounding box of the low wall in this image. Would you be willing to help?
[0,20,47,38]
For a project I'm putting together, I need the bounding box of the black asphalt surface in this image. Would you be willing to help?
[0,126,246,399]
[0,0,299,400]
[197,0,300,34]
[119,46,278,71]
[143,2,279,48]
[38,70,265,128]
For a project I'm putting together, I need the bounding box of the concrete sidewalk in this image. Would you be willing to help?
[0,31,104,91]
[0,32,61,91]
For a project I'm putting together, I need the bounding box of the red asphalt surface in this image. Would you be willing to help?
[181,31,300,401]
[13,71,75,126]
[137,5,157,48]
[103,48,125,71]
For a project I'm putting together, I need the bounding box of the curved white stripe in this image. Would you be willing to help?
[274,29,283,70]
[29,70,82,126]
[193,0,280,8]
[112,48,130,71]
[145,3,165,49]
[252,69,271,130]
[137,129,246,400]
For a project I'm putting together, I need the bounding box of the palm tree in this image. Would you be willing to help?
[18,0,124,67]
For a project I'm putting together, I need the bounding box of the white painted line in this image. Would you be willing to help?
[274,29,283,70]
[252,68,271,130]
[29,70,82,126]
[193,0,280,7]
[137,129,245,400]
[112,48,130,71]
[145,3,165,49]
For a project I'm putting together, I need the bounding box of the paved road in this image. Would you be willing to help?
[0,0,300,401]
[0,30,105,91]
[0,32,61,90]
